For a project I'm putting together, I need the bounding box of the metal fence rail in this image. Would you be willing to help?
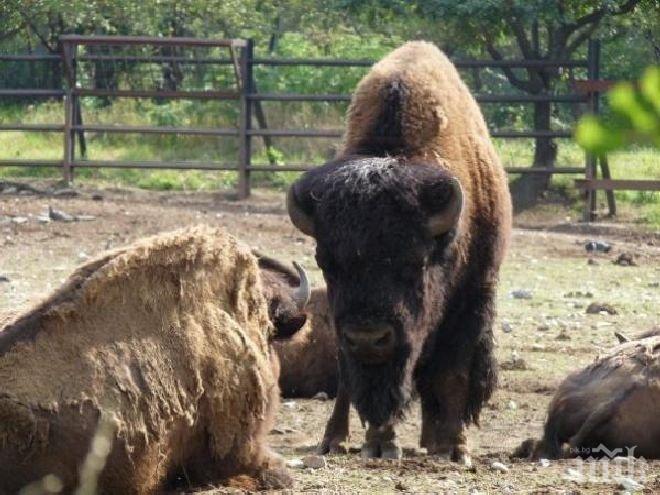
[2,35,655,219]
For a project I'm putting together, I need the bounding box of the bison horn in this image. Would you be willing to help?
[614,332,630,344]
[292,261,311,310]
[287,185,315,237]
[427,178,464,236]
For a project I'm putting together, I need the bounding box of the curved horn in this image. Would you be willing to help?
[287,185,315,237]
[614,332,630,344]
[428,178,464,237]
[292,261,311,310]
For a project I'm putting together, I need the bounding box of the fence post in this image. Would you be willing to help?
[237,39,253,199]
[583,39,600,221]
[61,40,76,184]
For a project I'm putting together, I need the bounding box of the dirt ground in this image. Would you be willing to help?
[1,183,659,494]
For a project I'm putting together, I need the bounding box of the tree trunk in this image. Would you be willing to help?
[510,100,557,210]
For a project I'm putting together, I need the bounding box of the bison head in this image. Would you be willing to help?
[256,253,311,340]
[287,156,463,425]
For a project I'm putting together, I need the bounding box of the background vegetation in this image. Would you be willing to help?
[0,0,658,222]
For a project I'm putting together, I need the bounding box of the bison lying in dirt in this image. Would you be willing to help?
[0,226,309,494]
[255,253,338,398]
[287,41,512,463]
[515,329,660,460]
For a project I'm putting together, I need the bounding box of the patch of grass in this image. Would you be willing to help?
[1,101,658,225]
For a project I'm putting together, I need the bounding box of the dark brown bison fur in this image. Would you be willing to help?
[0,227,307,494]
[287,42,512,462]
[514,328,660,460]
[254,253,338,398]
[274,288,338,398]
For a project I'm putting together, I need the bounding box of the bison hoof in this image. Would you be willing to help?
[317,438,348,455]
[429,444,471,465]
[360,440,402,460]
[381,441,403,460]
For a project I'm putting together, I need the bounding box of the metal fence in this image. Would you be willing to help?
[1,36,657,220]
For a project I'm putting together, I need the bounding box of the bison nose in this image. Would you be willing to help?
[343,323,395,362]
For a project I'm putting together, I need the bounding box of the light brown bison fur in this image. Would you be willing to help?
[343,41,512,255]
[515,328,660,460]
[274,288,338,398]
[0,226,296,494]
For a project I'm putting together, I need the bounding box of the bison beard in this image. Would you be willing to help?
[342,342,412,426]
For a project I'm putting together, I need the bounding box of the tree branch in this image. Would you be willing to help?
[485,39,538,93]
[565,22,600,55]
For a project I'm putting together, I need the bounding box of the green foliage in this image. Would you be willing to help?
[576,66,660,153]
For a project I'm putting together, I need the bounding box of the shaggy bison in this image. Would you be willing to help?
[516,329,660,460]
[255,253,338,398]
[274,288,338,398]
[0,226,309,494]
[287,41,512,462]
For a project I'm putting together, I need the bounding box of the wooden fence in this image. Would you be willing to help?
[0,36,657,220]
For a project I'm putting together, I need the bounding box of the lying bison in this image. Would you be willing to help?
[0,226,310,494]
[515,329,660,460]
[255,253,338,398]
[274,288,338,398]
[287,41,512,463]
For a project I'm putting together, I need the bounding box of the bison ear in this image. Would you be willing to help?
[287,183,315,237]
[422,177,463,237]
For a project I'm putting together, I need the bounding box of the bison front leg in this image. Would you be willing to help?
[419,371,471,466]
[419,289,498,467]
[317,364,350,454]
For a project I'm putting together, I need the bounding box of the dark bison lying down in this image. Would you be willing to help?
[0,227,310,494]
[287,41,512,463]
[256,253,338,398]
[516,329,660,460]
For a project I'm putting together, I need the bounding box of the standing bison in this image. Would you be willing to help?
[287,42,512,463]
[0,227,309,494]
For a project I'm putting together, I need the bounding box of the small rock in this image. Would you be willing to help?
[616,477,643,491]
[501,321,513,333]
[500,351,529,370]
[537,324,550,331]
[37,215,51,224]
[507,400,517,410]
[648,282,659,288]
[585,240,612,253]
[613,253,637,267]
[78,251,89,261]
[586,302,617,315]
[282,401,297,409]
[10,216,28,224]
[49,206,74,222]
[531,343,545,351]
[302,455,327,469]
[556,330,571,341]
[587,258,599,265]
[313,391,329,401]
[395,481,409,491]
[285,458,305,468]
[510,289,533,300]
[0,275,9,283]
[539,458,550,467]
[564,290,594,298]
[91,193,104,201]
[490,461,509,473]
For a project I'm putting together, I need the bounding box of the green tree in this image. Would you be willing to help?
[340,0,652,207]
